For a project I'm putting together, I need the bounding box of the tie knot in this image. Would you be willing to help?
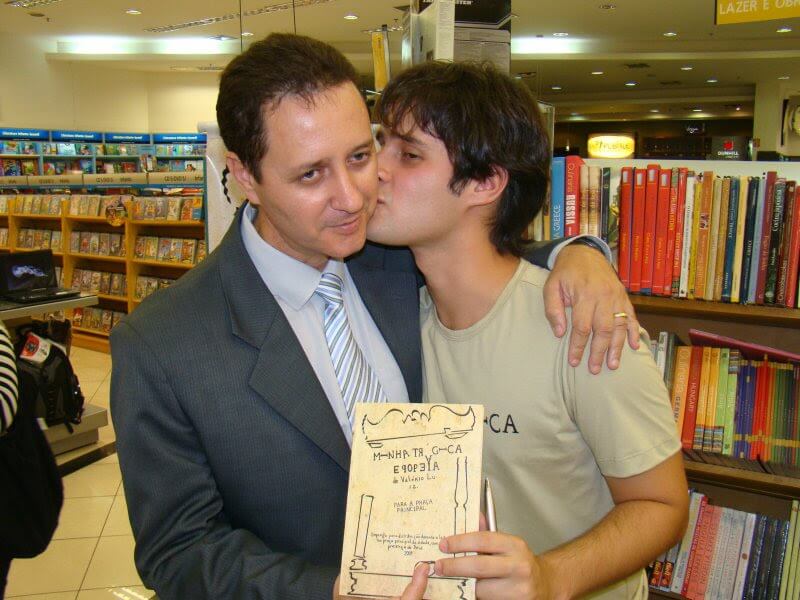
[316,272,344,307]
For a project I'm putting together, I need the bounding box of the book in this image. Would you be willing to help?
[630,168,647,293]
[587,166,600,237]
[765,178,788,304]
[339,403,483,600]
[600,167,612,244]
[196,240,207,263]
[683,503,722,598]
[550,157,565,239]
[755,172,778,303]
[744,515,770,599]
[777,181,797,306]
[711,348,730,455]
[706,177,725,301]
[705,507,732,599]
[717,508,748,600]
[693,172,715,299]
[157,238,172,262]
[782,500,800,600]
[693,347,713,453]
[688,329,800,363]
[640,164,660,295]
[168,239,183,263]
[652,168,671,296]
[663,168,681,297]
[564,156,583,236]
[679,174,697,298]
[681,346,705,455]
[144,237,159,260]
[730,176,750,303]
[672,492,707,594]
[732,512,758,600]
[618,166,633,288]
[785,181,800,308]
[579,163,589,234]
[167,197,182,221]
[181,239,197,264]
[721,177,740,302]
[722,350,741,458]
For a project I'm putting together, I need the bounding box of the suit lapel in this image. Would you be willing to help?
[349,260,422,404]
[217,207,351,472]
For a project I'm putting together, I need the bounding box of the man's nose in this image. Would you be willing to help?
[332,169,363,212]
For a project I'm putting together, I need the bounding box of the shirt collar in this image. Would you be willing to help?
[240,202,347,310]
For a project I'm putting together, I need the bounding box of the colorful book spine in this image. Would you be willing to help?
[652,168,672,296]
[600,167,611,241]
[722,350,740,458]
[785,181,800,308]
[755,171,778,304]
[712,176,731,301]
[693,347,713,453]
[683,504,722,599]
[617,166,633,288]
[712,348,730,455]
[776,180,797,306]
[663,168,680,296]
[706,176,725,301]
[681,346,705,454]
[747,175,768,303]
[679,174,697,298]
[765,178,787,304]
[671,345,692,437]
[743,515,769,600]
[630,168,647,293]
[588,166,601,237]
[640,164,660,294]
[672,492,707,594]
[721,176,740,302]
[731,175,750,304]
[782,500,800,600]
[732,512,758,600]
[693,172,715,299]
[717,509,747,600]
[671,168,689,296]
[549,157,565,239]
[563,156,583,237]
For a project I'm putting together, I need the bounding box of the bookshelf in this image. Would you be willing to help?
[0,195,206,352]
[580,159,800,599]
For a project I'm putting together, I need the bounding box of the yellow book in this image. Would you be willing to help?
[671,346,693,437]
[731,176,750,304]
[693,172,715,299]
[705,176,723,301]
[703,348,721,452]
[693,347,712,452]
[713,177,731,301]
[687,176,704,299]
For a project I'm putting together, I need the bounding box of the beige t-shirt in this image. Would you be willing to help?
[421,260,681,600]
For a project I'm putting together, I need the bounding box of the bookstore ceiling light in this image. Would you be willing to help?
[145,0,334,33]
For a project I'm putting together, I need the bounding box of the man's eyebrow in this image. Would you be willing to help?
[376,128,426,147]
[292,139,375,173]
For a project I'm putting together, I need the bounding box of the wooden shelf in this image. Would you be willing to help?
[72,253,127,263]
[72,329,110,353]
[648,588,683,599]
[73,326,110,338]
[67,215,113,223]
[129,219,203,227]
[131,259,194,269]
[629,295,800,327]
[97,293,128,302]
[12,213,63,220]
[684,459,800,499]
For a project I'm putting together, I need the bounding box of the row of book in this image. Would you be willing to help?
[131,196,203,222]
[648,491,797,599]
[152,159,204,173]
[72,307,124,334]
[132,236,206,265]
[68,194,130,218]
[154,143,205,156]
[619,168,798,306]
[70,269,127,297]
[652,329,800,476]
[94,159,141,175]
[10,194,67,216]
[1,158,37,177]
[134,276,177,301]
[69,231,125,257]
[41,142,93,156]
[42,158,92,175]
[17,228,62,251]
[0,141,38,155]
[0,228,8,248]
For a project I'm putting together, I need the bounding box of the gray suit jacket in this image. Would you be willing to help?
[111,206,563,599]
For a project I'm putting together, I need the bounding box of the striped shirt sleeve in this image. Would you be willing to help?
[0,321,18,434]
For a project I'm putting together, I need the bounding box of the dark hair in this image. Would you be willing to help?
[216,33,360,182]
[376,61,551,256]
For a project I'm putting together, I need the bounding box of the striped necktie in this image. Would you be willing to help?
[316,272,387,428]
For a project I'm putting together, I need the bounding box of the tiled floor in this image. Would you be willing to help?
[5,347,153,600]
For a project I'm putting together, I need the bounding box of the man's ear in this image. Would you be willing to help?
[469,166,509,207]
[226,152,261,205]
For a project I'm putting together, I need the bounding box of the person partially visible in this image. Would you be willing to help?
[0,320,19,596]
[369,61,689,599]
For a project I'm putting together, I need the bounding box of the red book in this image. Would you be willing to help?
[681,346,705,453]
[755,171,778,304]
[681,495,709,597]
[778,181,798,306]
[671,168,689,296]
[618,166,634,289]
[683,505,722,599]
[688,328,800,363]
[564,156,584,236]
[751,360,768,461]
[663,168,681,296]
[640,164,661,294]
[786,182,800,308]
[652,168,672,296]
[630,168,647,293]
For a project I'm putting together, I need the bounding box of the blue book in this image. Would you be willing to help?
[740,177,760,303]
[747,175,767,303]
[550,157,565,239]
[722,177,740,302]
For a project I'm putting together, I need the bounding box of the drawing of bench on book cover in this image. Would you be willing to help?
[340,404,484,600]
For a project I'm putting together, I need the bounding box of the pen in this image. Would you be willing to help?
[484,477,497,532]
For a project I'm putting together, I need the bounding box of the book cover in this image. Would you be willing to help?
[109,233,122,257]
[155,198,168,220]
[88,195,101,217]
[717,509,748,600]
[784,181,800,308]
[88,232,100,255]
[681,346,705,453]
[600,167,612,244]
[587,166,601,237]
[70,269,82,290]
[618,166,633,288]
[705,507,733,599]
[765,178,787,304]
[731,176,750,303]
[157,238,171,262]
[755,517,780,599]
[688,329,800,363]
[110,273,123,296]
[579,163,589,234]
[99,272,112,295]
[168,239,183,263]
[706,177,725,301]
[679,174,697,298]
[196,240,207,263]
[652,168,672,296]
[339,403,483,600]
[782,500,800,600]
[550,157,565,239]
[134,277,147,300]
[564,156,583,236]
[670,168,688,296]
[181,239,197,264]
[659,540,682,590]
[693,172,715,299]
[89,271,101,294]
[732,512,758,600]
[98,232,110,256]
[144,236,159,260]
[744,515,770,600]
[755,172,778,304]
[72,308,84,328]
[649,552,666,588]
[662,168,680,297]
[683,503,722,599]
[711,348,730,455]
[640,164,660,295]
[78,232,90,254]
[671,346,693,436]
[672,493,707,594]
[167,197,181,221]
[720,177,740,302]
[630,168,647,293]
[777,181,797,306]
[723,350,741,458]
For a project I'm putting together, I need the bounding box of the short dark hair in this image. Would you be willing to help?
[376,61,551,256]
[216,33,360,181]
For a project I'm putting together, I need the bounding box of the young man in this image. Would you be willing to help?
[111,34,636,600]
[370,61,689,599]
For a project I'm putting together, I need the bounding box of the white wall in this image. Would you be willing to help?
[0,34,218,133]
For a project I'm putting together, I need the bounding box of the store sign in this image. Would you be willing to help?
[29,174,84,185]
[153,133,207,143]
[52,130,102,142]
[0,176,28,186]
[716,0,800,24]
[148,171,205,184]
[104,132,151,143]
[711,136,749,160]
[84,173,148,185]
[587,134,635,159]
[0,128,48,140]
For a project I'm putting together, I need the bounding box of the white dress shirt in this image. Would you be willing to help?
[240,203,409,445]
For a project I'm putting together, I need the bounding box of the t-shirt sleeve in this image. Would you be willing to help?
[564,327,682,478]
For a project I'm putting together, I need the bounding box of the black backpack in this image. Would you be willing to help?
[15,331,84,433]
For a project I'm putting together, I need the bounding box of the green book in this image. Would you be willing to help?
[713,348,730,455]
[779,499,799,600]
[722,350,740,457]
